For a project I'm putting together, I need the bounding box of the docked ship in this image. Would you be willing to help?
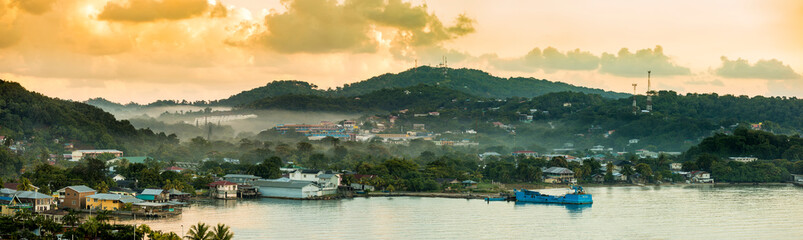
[514,186,593,204]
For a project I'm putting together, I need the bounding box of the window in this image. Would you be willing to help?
[72,200,76,205]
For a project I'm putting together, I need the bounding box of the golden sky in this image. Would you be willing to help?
[0,0,801,103]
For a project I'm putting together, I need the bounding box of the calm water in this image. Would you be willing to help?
[119,185,803,239]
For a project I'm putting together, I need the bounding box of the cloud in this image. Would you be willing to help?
[11,0,57,15]
[252,0,475,54]
[98,0,210,22]
[485,47,599,73]
[715,57,801,80]
[685,78,724,86]
[599,45,691,77]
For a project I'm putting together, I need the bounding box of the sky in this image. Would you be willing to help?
[0,0,801,104]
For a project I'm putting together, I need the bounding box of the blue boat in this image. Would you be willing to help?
[514,186,592,204]
[484,197,507,201]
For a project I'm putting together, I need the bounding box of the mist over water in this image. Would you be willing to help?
[119,185,803,239]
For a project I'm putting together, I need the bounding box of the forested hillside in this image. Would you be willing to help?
[216,66,629,106]
[0,80,178,175]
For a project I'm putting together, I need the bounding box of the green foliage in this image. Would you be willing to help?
[211,223,235,240]
[186,222,212,240]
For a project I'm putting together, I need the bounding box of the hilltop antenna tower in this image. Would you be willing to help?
[646,71,653,112]
[632,83,638,115]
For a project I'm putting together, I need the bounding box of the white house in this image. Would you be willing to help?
[289,169,324,181]
[729,157,758,163]
[316,173,341,195]
[669,163,683,171]
[688,171,714,183]
[112,174,126,181]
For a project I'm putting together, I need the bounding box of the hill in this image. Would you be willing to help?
[0,80,178,175]
[217,67,629,106]
[245,84,475,112]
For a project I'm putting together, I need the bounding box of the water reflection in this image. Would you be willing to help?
[513,202,592,214]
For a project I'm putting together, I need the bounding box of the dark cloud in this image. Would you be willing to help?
[599,45,691,77]
[255,0,476,54]
[98,0,210,22]
[715,57,801,80]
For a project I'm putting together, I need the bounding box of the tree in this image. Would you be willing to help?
[18,177,35,191]
[548,156,568,168]
[95,210,112,224]
[621,165,635,178]
[186,222,212,240]
[635,163,654,182]
[62,210,80,227]
[211,223,234,240]
[95,181,109,193]
[604,163,614,183]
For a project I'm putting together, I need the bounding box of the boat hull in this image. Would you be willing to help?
[515,189,593,204]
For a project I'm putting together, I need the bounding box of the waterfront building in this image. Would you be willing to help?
[137,189,169,202]
[512,151,539,158]
[61,185,96,210]
[208,181,238,199]
[254,179,322,199]
[223,174,261,184]
[168,189,191,202]
[86,193,143,211]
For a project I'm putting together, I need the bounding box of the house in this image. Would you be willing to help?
[793,174,803,183]
[289,169,324,181]
[728,157,758,163]
[40,209,69,223]
[591,174,605,183]
[590,145,605,152]
[112,174,126,181]
[14,191,54,212]
[62,185,96,210]
[543,167,575,183]
[3,182,40,192]
[168,189,191,202]
[0,195,30,216]
[512,151,538,158]
[253,179,322,199]
[223,158,241,164]
[350,183,375,192]
[462,180,478,188]
[71,149,123,161]
[86,193,143,211]
[688,171,714,183]
[316,173,341,195]
[223,174,261,185]
[208,181,238,199]
[137,189,169,202]
[669,163,683,171]
[164,166,185,173]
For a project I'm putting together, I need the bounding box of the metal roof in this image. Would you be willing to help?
[67,185,96,193]
[141,189,165,195]
[254,180,315,189]
[318,174,338,179]
[87,193,142,203]
[543,167,574,174]
[14,191,52,199]
[223,174,261,179]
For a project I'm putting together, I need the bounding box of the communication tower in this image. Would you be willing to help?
[646,71,653,112]
[632,83,638,115]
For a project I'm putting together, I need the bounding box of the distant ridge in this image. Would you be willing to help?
[217,66,630,106]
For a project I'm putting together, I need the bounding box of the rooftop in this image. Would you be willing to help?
[254,180,315,189]
[141,189,166,195]
[543,167,574,174]
[87,193,142,202]
[208,181,237,187]
[223,174,261,179]
[14,191,52,199]
[66,185,96,193]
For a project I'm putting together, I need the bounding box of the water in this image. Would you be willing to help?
[118,185,803,239]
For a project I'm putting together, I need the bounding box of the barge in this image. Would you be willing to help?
[514,186,592,204]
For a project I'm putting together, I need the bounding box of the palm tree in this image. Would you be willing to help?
[95,210,112,223]
[210,223,234,240]
[185,222,212,240]
[61,210,80,228]
[18,177,35,191]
